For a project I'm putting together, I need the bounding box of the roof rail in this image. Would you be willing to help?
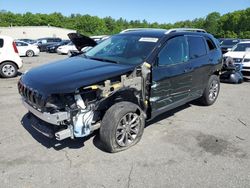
[120,28,166,33]
[165,28,207,34]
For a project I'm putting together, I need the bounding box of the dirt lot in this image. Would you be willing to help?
[0,53,250,188]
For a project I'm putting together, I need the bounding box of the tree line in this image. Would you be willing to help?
[0,8,249,38]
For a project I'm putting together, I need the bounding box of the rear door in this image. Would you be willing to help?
[15,41,28,56]
[187,35,210,98]
[151,35,193,117]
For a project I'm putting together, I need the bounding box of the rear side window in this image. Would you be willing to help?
[16,42,28,46]
[0,39,3,48]
[206,38,216,51]
[188,36,207,59]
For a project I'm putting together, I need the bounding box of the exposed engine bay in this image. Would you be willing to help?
[18,62,151,140]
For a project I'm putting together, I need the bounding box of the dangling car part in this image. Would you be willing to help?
[220,56,244,84]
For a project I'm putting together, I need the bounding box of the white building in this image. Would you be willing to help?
[0,26,76,40]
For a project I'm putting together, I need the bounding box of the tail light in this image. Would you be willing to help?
[12,42,18,53]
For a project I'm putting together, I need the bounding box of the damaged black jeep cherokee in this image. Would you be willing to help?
[18,28,222,152]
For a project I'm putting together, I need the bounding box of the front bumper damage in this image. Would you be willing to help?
[22,98,100,140]
[19,62,151,141]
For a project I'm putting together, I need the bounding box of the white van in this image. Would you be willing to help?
[0,35,23,78]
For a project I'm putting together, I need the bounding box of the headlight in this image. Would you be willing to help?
[244,59,250,63]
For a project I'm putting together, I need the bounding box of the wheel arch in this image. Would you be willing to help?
[0,60,19,69]
[96,88,146,120]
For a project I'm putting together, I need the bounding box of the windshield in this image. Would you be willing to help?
[232,43,250,52]
[221,39,239,46]
[85,35,159,65]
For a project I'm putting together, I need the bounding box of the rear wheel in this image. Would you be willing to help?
[100,102,145,153]
[0,62,18,78]
[26,50,34,57]
[200,75,220,106]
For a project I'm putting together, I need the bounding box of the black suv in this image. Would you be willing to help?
[36,37,62,52]
[18,28,222,152]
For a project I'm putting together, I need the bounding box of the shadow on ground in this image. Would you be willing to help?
[21,101,201,152]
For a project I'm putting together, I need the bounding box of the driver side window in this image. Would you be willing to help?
[158,36,188,66]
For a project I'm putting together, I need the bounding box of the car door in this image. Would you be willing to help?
[15,41,26,56]
[187,35,210,98]
[150,35,193,117]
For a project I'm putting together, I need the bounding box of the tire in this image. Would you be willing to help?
[100,102,145,153]
[200,75,220,106]
[0,62,18,78]
[26,50,34,57]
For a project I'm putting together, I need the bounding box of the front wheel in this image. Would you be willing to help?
[100,102,145,153]
[200,75,220,106]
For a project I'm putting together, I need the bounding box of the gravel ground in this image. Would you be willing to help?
[0,52,249,188]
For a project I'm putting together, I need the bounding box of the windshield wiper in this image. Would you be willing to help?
[88,57,119,64]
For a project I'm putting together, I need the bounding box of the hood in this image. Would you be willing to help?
[68,33,97,51]
[21,56,136,96]
[224,51,250,59]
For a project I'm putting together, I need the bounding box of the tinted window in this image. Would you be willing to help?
[158,36,188,66]
[188,36,207,59]
[221,39,239,46]
[206,38,216,51]
[0,39,3,48]
[16,42,28,46]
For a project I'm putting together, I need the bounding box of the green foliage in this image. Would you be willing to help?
[0,8,249,38]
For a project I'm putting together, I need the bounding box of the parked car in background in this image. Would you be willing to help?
[220,38,240,54]
[18,38,36,44]
[36,37,62,52]
[0,35,23,78]
[56,42,77,55]
[18,28,222,152]
[224,41,250,77]
[15,40,40,57]
[46,40,70,53]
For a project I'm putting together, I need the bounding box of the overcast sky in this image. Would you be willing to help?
[1,0,249,23]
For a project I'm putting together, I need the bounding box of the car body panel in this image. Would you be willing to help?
[68,33,97,51]
[149,32,222,118]
[46,40,70,53]
[150,62,193,117]
[15,41,40,56]
[57,43,77,54]
[0,35,23,69]
[20,56,135,95]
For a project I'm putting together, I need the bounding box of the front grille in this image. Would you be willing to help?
[233,58,242,63]
[18,81,45,109]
